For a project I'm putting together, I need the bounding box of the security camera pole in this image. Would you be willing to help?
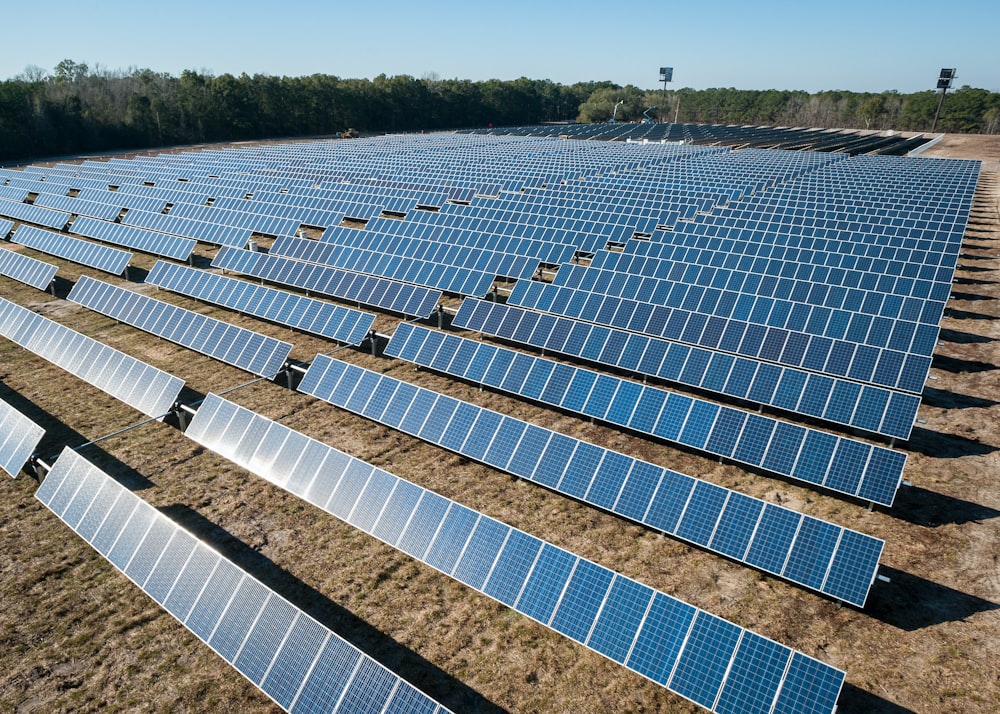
[931,68,955,133]
[659,67,673,123]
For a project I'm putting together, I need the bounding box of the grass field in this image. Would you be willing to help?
[1,134,999,713]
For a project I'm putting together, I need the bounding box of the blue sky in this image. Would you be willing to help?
[3,0,998,93]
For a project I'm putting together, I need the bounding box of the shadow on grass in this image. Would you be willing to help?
[937,327,995,344]
[952,276,996,286]
[865,566,999,632]
[890,484,1000,527]
[943,307,998,321]
[931,354,997,374]
[920,386,1000,410]
[0,382,152,490]
[949,291,994,302]
[836,683,916,714]
[158,503,507,714]
[954,264,995,273]
[904,425,998,459]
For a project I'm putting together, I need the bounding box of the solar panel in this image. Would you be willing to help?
[302,354,883,605]
[0,246,58,291]
[452,297,920,441]
[70,216,196,261]
[0,187,30,203]
[0,297,183,419]
[67,276,292,379]
[0,217,13,237]
[385,321,905,507]
[0,199,71,229]
[211,247,441,319]
[122,210,253,248]
[145,261,375,346]
[186,393,846,713]
[0,395,45,478]
[35,447,452,714]
[33,192,124,221]
[271,234,500,297]
[313,227,543,280]
[12,225,133,276]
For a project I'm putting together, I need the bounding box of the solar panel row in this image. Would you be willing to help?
[166,202,302,238]
[67,276,293,379]
[509,280,932,395]
[452,298,920,440]
[569,256,944,330]
[269,235,499,297]
[35,447,453,714]
[0,199,71,230]
[620,238,954,304]
[12,225,133,276]
[299,354,884,605]
[316,225,546,278]
[362,215,578,265]
[145,261,376,346]
[386,322,904,507]
[70,215,196,262]
[123,210,254,248]
[33,193,124,222]
[0,296,183,419]
[0,245,58,291]
[187,393,846,714]
[211,247,442,319]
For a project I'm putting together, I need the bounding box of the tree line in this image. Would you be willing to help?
[1,61,997,163]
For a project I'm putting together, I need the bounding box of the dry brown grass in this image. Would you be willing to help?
[1,135,999,713]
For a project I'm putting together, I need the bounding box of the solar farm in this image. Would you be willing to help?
[0,130,997,713]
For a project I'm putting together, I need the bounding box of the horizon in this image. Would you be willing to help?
[3,0,997,94]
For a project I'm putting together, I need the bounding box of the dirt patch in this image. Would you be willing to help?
[1,136,999,713]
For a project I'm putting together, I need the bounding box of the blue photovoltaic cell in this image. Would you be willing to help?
[34,447,451,714]
[298,355,883,607]
[145,261,375,345]
[715,632,791,714]
[670,614,742,709]
[186,393,846,713]
[586,576,654,663]
[385,322,904,507]
[68,275,292,378]
[453,298,919,440]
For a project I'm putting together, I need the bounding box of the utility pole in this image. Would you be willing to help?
[931,68,955,133]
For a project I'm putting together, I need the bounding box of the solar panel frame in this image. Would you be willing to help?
[35,447,452,714]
